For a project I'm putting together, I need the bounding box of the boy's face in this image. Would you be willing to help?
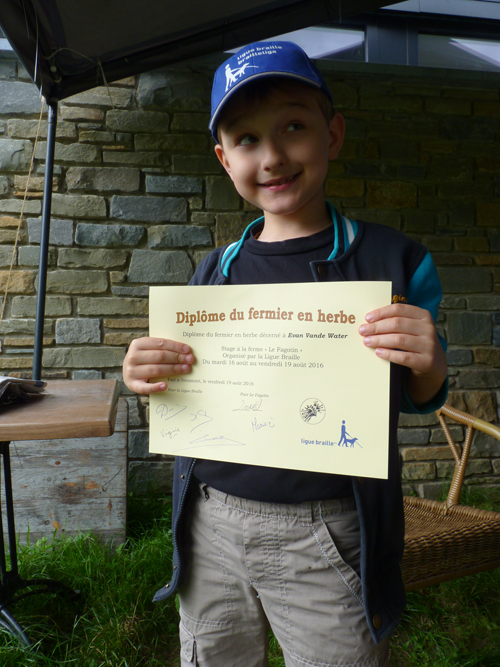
[214,83,344,224]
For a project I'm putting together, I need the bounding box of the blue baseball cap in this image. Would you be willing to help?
[209,41,333,142]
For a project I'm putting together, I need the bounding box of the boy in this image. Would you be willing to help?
[123,41,448,667]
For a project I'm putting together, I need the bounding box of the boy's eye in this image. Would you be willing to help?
[237,134,257,146]
[286,122,303,132]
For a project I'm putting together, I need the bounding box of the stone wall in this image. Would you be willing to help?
[0,52,499,499]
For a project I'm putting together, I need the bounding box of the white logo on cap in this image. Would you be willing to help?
[225,63,258,91]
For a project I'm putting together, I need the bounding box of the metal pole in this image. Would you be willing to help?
[33,101,58,381]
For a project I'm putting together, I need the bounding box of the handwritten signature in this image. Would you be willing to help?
[190,409,213,433]
[233,398,263,412]
[160,427,180,440]
[156,403,186,421]
[251,417,275,432]
[173,433,247,453]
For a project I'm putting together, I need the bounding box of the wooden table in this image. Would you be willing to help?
[0,380,120,646]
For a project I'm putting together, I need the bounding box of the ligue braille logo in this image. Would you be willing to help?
[224,62,258,91]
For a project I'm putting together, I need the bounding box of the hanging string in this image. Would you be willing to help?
[0,97,47,329]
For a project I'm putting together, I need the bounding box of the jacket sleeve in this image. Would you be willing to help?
[401,249,448,414]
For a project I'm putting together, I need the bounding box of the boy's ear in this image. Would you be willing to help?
[328,113,345,161]
[214,144,233,181]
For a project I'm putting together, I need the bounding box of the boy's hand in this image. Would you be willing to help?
[123,337,195,395]
[358,304,447,407]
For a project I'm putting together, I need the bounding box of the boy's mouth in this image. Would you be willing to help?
[260,173,299,189]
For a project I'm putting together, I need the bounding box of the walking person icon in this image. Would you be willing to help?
[338,420,361,447]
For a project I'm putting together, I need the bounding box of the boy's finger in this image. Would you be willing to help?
[129,379,168,395]
[129,337,192,355]
[130,348,195,367]
[364,303,425,323]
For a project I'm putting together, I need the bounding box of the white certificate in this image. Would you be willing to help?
[149,281,392,479]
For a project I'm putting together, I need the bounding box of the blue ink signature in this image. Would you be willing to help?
[156,403,186,421]
[251,417,275,432]
[160,427,180,440]
[172,433,247,453]
[190,409,213,433]
[233,398,263,412]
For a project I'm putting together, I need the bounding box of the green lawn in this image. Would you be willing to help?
[0,489,498,665]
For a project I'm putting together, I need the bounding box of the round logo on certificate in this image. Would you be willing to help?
[300,398,326,424]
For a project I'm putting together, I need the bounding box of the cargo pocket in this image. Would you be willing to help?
[179,621,197,666]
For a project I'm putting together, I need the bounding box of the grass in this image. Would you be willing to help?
[0,488,498,665]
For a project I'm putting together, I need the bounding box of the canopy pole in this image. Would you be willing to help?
[33,101,58,381]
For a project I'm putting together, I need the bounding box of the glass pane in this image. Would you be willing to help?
[227,27,365,63]
[419,33,500,72]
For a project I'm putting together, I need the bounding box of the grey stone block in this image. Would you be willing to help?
[137,69,211,111]
[0,319,52,335]
[51,194,106,219]
[438,267,492,294]
[0,138,32,171]
[0,199,40,215]
[146,175,202,194]
[397,428,430,445]
[0,176,9,195]
[126,397,143,427]
[0,81,42,114]
[27,218,74,246]
[441,296,467,309]
[18,246,56,267]
[77,297,148,316]
[34,142,100,163]
[106,109,170,133]
[42,346,125,368]
[441,117,496,142]
[58,248,128,269]
[12,295,72,318]
[128,249,192,284]
[56,318,101,344]
[171,113,210,131]
[75,223,145,247]
[446,348,473,366]
[111,196,187,223]
[471,430,500,458]
[66,167,140,193]
[148,225,211,248]
[0,61,16,79]
[467,295,500,311]
[103,151,163,167]
[454,369,500,389]
[7,119,77,140]
[73,370,103,380]
[44,270,108,294]
[0,245,16,267]
[135,133,206,152]
[64,86,133,108]
[128,429,150,458]
[206,176,241,210]
[111,286,149,297]
[172,155,221,174]
[447,312,492,345]
[430,426,463,443]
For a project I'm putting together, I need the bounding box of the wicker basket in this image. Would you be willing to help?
[402,404,500,592]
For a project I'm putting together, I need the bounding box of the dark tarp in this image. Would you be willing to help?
[0,0,400,101]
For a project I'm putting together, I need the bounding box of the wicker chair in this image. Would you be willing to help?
[402,403,500,592]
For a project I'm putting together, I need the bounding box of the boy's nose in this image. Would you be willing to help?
[261,137,287,170]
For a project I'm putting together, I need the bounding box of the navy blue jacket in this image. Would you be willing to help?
[153,206,447,643]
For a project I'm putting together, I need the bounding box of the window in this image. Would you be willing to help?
[419,34,500,72]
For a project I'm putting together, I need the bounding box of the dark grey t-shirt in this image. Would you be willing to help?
[193,223,354,503]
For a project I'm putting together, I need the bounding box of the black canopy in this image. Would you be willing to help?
[0,0,399,101]
[0,0,400,379]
